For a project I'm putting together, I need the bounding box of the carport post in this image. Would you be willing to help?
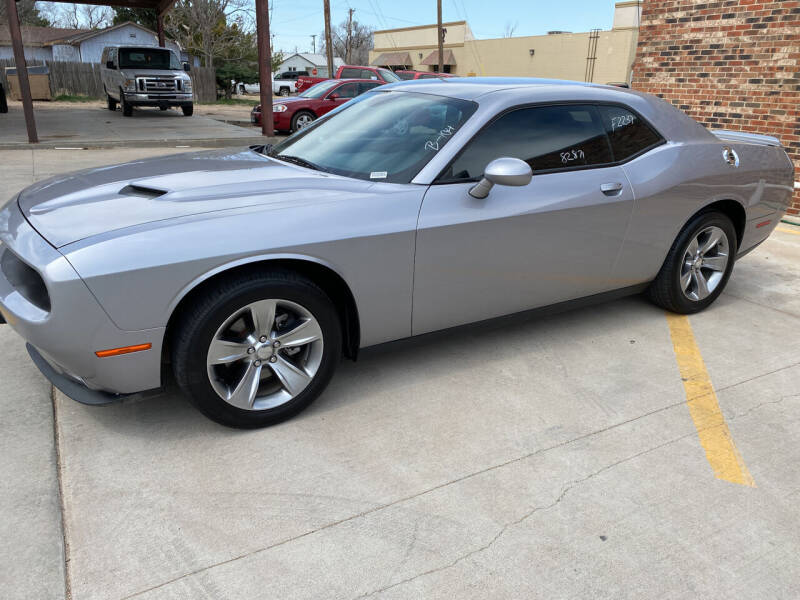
[255,0,274,137]
[6,0,38,143]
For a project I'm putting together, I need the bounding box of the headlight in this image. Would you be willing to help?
[183,79,192,92]
[273,104,288,113]
[123,78,137,92]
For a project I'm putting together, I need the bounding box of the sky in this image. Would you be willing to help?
[270,0,620,55]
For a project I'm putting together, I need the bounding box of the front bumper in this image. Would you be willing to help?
[0,200,165,396]
[124,92,193,107]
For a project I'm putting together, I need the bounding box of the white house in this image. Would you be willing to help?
[0,22,183,63]
[277,53,344,77]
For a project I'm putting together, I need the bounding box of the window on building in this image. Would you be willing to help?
[440,104,612,181]
[598,105,663,161]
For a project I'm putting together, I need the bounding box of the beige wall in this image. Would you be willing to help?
[373,21,471,52]
[370,28,638,84]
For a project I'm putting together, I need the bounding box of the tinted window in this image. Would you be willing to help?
[359,69,378,80]
[442,105,612,181]
[396,72,415,80]
[334,82,359,98]
[340,68,361,78]
[377,68,401,82]
[358,81,382,94]
[119,48,180,70]
[598,105,662,161]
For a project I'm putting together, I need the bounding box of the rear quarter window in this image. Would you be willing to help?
[598,105,663,161]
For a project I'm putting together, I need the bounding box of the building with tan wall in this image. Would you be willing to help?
[370,1,641,84]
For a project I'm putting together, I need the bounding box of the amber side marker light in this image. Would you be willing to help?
[95,343,152,358]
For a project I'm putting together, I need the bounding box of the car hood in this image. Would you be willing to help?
[17,148,352,248]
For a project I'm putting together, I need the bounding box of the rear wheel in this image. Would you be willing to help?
[172,270,342,428]
[648,211,737,313]
[291,110,315,132]
[182,104,193,116]
[279,87,290,96]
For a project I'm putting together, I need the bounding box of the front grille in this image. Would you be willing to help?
[138,77,179,93]
[1,247,50,312]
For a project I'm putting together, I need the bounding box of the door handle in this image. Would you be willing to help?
[600,182,624,196]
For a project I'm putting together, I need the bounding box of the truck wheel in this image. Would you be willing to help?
[121,90,133,117]
[106,93,117,111]
[160,106,169,111]
[279,87,290,96]
[291,111,315,132]
[182,104,194,116]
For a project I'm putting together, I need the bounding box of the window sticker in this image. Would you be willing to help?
[560,149,585,164]
[370,171,388,179]
[611,114,635,131]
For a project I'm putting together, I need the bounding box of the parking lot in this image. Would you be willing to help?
[1,147,799,600]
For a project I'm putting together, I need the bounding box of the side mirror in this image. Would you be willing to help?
[106,60,116,69]
[469,157,532,199]
[183,62,191,72]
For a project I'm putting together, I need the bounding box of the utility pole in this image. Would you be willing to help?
[346,8,355,64]
[323,0,334,75]
[255,0,274,136]
[310,34,316,54]
[437,0,443,73]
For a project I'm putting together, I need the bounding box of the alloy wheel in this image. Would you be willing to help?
[295,114,313,129]
[680,225,729,301]
[206,299,324,411]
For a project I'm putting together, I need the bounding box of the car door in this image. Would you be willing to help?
[319,82,359,116]
[412,103,635,335]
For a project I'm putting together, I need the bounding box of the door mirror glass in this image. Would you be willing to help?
[469,157,532,199]
[183,62,191,72]
[328,93,340,100]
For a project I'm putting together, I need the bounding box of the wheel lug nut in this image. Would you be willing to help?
[269,356,277,363]
[254,360,261,366]
[259,335,267,343]
[273,341,280,348]
[247,347,255,354]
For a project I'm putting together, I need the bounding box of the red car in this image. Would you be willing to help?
[396,70,455,80]
[295,65,401,94]
[252,78,383,132]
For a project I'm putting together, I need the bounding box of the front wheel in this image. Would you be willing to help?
[647,211,737,314]
[121,90,133,116]
[172,271,342,428]
[182,104,193,116]
[291,110,315,132]
[107,93,117,111]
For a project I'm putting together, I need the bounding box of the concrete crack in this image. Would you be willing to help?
[51,384,72,600]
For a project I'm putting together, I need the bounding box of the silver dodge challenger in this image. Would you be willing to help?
[0,79,794,427]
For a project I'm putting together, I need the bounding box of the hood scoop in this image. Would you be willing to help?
[119,184,168,199]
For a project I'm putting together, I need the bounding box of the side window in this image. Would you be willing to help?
[598,105,662,161]
[361,69,378,80]
[340,68,360,78]
[358,81,381,94]
[442,105,612,181]
[333,82,359,98]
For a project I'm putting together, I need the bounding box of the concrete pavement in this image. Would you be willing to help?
[1,147,799,599]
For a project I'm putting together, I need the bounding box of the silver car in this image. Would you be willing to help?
[0,79,794,427]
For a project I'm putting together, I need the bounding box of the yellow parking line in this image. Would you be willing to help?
[776,227,800,236]
[665,313,755,487]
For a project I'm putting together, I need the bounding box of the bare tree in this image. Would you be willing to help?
[53,4,112,29]
[503,21,518,38]
[320,16,373,66]
[0,0,50,26]
[165,0,253,68]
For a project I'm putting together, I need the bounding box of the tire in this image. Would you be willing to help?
[291,110,315,132]
[172,270,342,428]
[160,106,169,111]
[121,90,133,117]
[647,210,737,314]
[279,87,290,96]
[106,93,117,111]
[182,104,193,116]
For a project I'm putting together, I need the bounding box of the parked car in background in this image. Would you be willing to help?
[101,46,193,117]
[2,79,794,429]
[396,70,455,80]
[294,65,401,94]
[235,71,311,96]
[252,78,383,132]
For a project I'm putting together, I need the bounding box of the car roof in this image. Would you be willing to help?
[379,77,631,100]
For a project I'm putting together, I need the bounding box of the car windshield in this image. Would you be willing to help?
[378,68,401,82]
[119,48,181,70]
[298,80,340,98]
[269,91,477,184]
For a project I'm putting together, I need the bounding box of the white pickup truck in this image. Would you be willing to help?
[234,71,309,96]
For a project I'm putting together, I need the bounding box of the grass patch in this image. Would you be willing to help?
[200,97,261,106]
[52,94,97,102]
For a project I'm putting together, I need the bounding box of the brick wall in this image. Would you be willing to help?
[631,0,800,217]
